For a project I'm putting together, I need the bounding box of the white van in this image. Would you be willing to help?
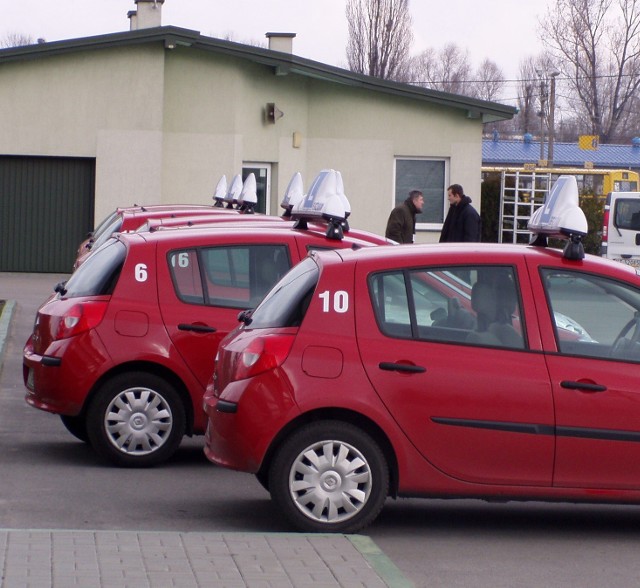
[601,191,640,266]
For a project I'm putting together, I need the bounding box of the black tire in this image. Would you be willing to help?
[86,372,186,468]
[268,421,389,533]
[60,414,89,443]
[255,471,270,492]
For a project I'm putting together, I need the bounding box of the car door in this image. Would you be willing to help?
[158,238,294,389]
[356,259,555,487]
[537,266,640,489]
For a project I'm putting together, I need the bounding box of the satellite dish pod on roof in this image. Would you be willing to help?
[225,174,243,209]
[280,172,304,217]
[528,175,588,260]
[213,175,228,208]
[291,169,347,240]
[238,173,258,214]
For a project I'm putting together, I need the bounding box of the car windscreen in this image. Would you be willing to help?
[63,238,126,298]
[247,257,319,329]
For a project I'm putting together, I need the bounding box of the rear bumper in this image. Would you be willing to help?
[203,374,298,472]
[23,331,111,416]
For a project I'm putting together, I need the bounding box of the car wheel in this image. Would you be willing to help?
[86,372,186,468]
[60,414,89,443]
[269,421,389,533]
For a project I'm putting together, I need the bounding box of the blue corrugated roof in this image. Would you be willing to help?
[483,138,640,170]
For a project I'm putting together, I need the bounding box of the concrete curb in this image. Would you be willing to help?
[0,299,16,375]
[349,534,415,588]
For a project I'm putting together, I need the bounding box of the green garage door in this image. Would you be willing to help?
[0,156,95,273]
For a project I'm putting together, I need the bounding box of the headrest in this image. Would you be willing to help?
[471,282,497,323]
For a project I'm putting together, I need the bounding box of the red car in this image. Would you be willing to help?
[24,201,387,467]
[74,204,240,269]
[204,176,640,532]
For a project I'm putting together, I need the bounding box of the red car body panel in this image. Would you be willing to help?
[204,242,640,505]
[25,224,388,438]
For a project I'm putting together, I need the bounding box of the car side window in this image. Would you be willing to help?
[169,245,291,308]
[541,269,640,361]
[168,249,205,304]
[369,265,525,349]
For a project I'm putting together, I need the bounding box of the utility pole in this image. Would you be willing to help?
[547,72,560,166]
[537,71,547,163]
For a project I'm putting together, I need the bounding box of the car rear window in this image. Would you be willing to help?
[614,198,640,231]
[90,215,124,251]
[247,257,319,328]
[63,238,126,298]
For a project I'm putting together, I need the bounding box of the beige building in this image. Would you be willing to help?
[0,0,515,272]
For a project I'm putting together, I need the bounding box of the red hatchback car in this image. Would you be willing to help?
[74,205,241,269]
[204,176,640,533]
[24,211,387,467]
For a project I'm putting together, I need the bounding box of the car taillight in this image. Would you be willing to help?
[602,209,609,243]
[233,334,295,381]
[54,301,108,340]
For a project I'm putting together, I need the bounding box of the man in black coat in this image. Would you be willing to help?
[439,184,481,242]
[385,190,424,244]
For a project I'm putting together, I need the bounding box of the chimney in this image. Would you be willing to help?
[127,10,138,31]
[265,32,296,54]
[129,0,164,31]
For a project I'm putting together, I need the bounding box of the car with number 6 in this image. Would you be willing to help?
[24,171,387,467]
[204,176,640,533]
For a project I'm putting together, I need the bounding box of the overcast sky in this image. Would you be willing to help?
[2,0,552,106]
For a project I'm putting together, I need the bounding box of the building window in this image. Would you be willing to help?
[394,158,448,229]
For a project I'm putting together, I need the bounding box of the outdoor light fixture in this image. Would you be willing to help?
[266,103,284,123]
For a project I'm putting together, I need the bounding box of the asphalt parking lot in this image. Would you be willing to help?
[0,272,412,588]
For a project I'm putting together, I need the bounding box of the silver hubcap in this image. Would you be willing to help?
[104,387,173,455]
[289,439,372,524]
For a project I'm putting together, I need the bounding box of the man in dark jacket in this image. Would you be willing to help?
[439,184,481,242]
[385,190,424,243]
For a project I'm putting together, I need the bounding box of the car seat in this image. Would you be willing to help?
[487,276,524,349]
[466,282,501,346]
[432,297,476,330]
[467,276,524,349]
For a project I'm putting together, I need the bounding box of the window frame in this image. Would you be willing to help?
[393,156,450,231]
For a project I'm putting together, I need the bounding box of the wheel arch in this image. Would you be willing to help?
[82,361,195,435]
[257,408,399,497]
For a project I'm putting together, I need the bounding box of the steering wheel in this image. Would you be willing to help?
[611,314,640,359]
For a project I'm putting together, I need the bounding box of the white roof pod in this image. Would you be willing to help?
[213,175,227,208]
[528,175,588,260]
[224,174,243,209]
[291,169,348,240]
[238,173,258,214]
[280,172,305,217]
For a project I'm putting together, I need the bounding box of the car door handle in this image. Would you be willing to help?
[560,380,607,392]
[379,362,426,374]
[177,323,217,333]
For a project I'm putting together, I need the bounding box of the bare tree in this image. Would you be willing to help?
[345,0,413,80]
[469,59,505,101]
[540,0,640,143]
[1,32,34,48]
[409,43,472,94]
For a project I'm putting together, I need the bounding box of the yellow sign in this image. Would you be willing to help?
[579,135,599,150]
[523,163,536,171]
[538,159,548,167]
[584,161,594,169]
